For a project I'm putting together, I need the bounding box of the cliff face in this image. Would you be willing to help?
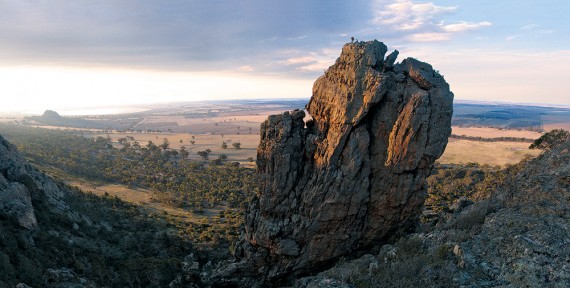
[220,40,453,284]
[0,135,67,229]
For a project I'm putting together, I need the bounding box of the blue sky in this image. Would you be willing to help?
[1,0,569,113]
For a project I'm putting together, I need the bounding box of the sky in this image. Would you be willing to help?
[1,0,569,114]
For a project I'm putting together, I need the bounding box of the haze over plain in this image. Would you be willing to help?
[1,0,569,113]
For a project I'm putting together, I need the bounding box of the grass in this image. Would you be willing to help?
[99,129,540,169]
[68,178,230,223]
[93,132,260,168]
[438,138,541,166]
[451,126,542,139]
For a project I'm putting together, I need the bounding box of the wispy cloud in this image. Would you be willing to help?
[372,0,456,30]
[370,0,491,42]
[407,32,451,42]
[279,48,338,73]
[521,24,539,30]
[238,65,255,72]
[442,21,492,32]
[284,57,317,65]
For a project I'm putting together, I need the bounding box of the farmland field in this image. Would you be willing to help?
[9,99,569,168]
[437,138,541,166]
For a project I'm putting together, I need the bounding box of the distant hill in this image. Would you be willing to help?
[41,109,63,119]
[26,110,104,128]
[453,102,570,131]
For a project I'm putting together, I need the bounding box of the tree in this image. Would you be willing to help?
[218,154,228,161]
[221,141,227,149]
[247,157,254,162]
[179,146,189,159]
[529,129,570,150]
[121,142,131,151]
[160,138,170,151]
[232,142,241,149]
[95,136,110,145]
[197,150,209,160]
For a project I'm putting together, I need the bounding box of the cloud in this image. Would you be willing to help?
[284,57,317,65]
[0,0,369,74]
[519,24,554,35]
[370,0,491,42]
[442,21,492,32]
[238,65,255,72]
[406,32,451,42]
[521,24,539,30]
[372,0,456,30]
[279,48,338,73]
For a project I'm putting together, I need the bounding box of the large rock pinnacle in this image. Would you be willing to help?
[215,40,454,285]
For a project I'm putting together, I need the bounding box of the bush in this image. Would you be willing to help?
[529,129,570,150]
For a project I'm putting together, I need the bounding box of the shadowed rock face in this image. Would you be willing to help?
[215,40,454,285]
[0,135,67,230]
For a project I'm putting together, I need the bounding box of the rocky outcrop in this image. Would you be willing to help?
[296,138,570,287]
[214,40,454,285]
[454,138,570,286]
[0,135,67,229]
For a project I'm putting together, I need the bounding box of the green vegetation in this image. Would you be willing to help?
[529,129,570,150]
[0,123,255,249]
[449,133,533,143]
[0,124,255,210]
[0,186,193,288]
[426,160,527,215]
[426,163,501,213]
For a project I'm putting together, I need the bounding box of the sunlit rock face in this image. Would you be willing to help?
[214,40,454,285]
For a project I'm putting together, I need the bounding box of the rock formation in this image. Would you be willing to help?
[453,138,570,286]
[0,135,67,229]
[213,40,454,285]
[296,138,570,287]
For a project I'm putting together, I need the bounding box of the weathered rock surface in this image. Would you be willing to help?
[296,139,570,287]
[214,40,454,285]
[0,135,67,229]
[454,138,570,287]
